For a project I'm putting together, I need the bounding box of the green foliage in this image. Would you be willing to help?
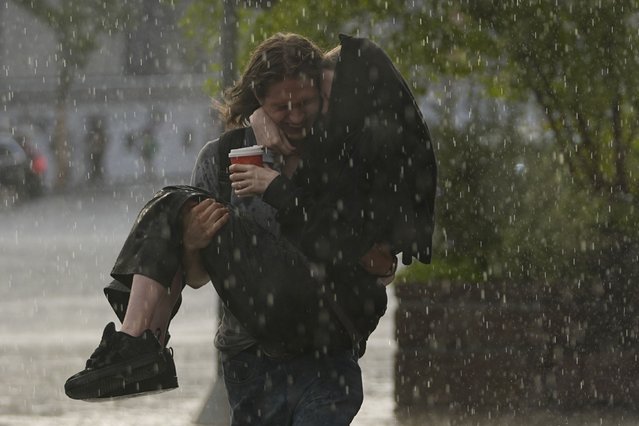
[233,0,496,93]
[396,73,639,288]
[181,0,487,96]
[179,0,639,288]
[404,80,536,284]
[459,0,639,198]
[399,93,639,288]
[182,0,639,197]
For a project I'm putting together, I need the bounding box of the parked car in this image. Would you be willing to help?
[0,133,46,200]
[17,135,47,196]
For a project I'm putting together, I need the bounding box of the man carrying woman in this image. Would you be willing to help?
[65,32,436,426]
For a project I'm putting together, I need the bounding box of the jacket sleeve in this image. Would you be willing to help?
[261,173,312,248]
[262,155,377,266]
[261,174,303,212]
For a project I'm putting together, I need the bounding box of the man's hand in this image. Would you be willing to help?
[182,199,230,250]
[250,107,296,155]
[229,163,280,197]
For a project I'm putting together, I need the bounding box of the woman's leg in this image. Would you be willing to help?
[64,271,182,400]
[65,187,204,400]
[201,214,353,356]
[108,187,208,344]
[120,270,182,346]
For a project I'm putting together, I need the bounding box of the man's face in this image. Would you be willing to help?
[320,69,334,116]
[260,77,321,141]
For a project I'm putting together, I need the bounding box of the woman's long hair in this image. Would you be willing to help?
[219,33,324,129]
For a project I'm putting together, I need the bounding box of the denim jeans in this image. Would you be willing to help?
[223,347,364,426]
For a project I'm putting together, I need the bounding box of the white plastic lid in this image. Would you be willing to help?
[228,145,264,158]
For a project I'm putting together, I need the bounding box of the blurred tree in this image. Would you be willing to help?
[460,1,638,199]
[299,1,635,279]
[10,0,133,189]
[182,0,639,286]
[246,0,638,197]
[408,80,539,283]
[455,1,639,291]
[181,0,275,97]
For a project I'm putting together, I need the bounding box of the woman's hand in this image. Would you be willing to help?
[229,163,280,197]
[359,243,397,286]
[250,107,296,156]
[182,199,230,251]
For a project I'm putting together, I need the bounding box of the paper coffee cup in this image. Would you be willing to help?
[228,145,264,166]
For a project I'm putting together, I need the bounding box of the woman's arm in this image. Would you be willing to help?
[250,108,297,156]
[246,108,397,272]
[229,108,298,198]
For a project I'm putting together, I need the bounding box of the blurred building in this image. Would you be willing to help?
[0,0,219,187]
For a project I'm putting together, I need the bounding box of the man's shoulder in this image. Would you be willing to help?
[199,127,250,160]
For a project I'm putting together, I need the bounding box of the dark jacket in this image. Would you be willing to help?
[263,35,437,267]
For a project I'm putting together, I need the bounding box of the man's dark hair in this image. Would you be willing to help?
[220,33,324,129]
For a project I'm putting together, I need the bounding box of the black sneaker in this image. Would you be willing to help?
[64,322,178,400]
[89,346,178,400]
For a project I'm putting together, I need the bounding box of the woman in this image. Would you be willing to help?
[248,35,436,272]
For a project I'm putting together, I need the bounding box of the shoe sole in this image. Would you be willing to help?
[65,352,171,400]
[82,374,179,402]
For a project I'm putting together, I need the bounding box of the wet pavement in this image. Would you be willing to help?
[0,182,396,426]
[2,184,639,426]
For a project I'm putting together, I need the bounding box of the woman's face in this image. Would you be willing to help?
[260,77,321,141]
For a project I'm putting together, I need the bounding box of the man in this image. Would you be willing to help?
[65,33,391,426]
[186,33,379,425]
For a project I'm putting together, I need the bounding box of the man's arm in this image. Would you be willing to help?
[182,198,229,288]
[181,140,228,288]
